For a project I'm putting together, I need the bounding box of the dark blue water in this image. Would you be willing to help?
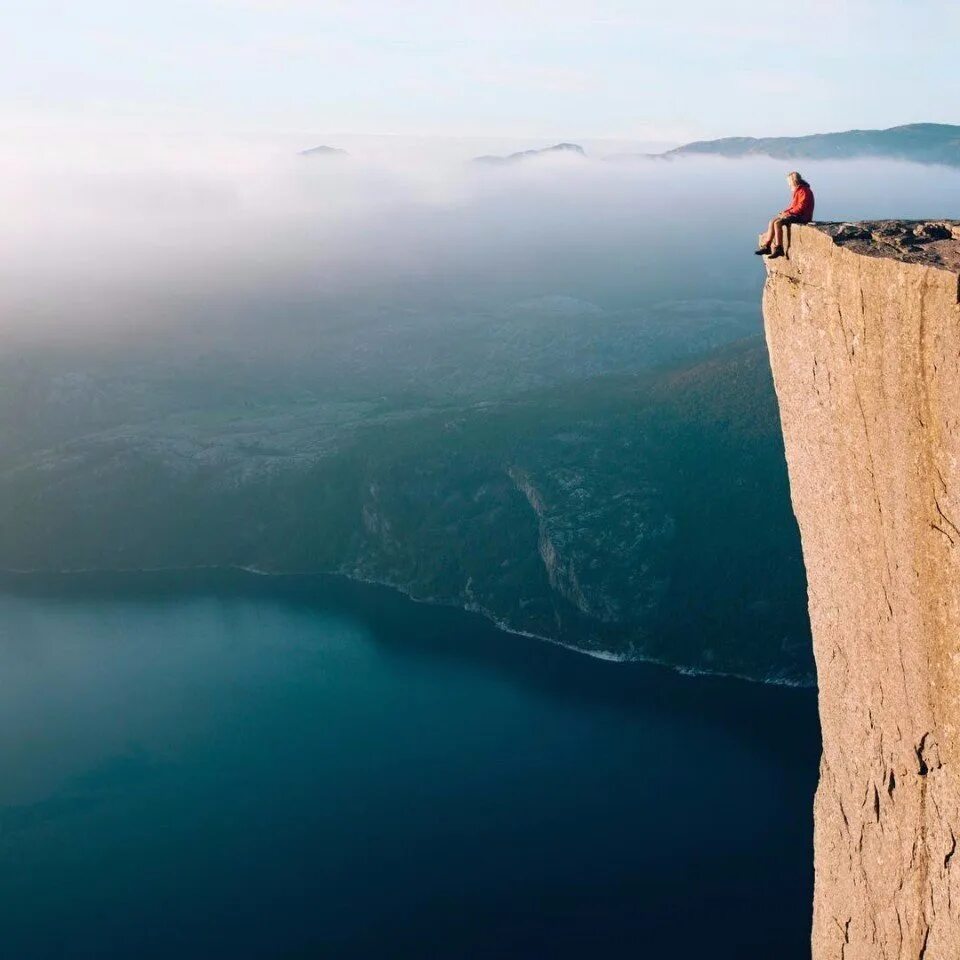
[0,571,819,959]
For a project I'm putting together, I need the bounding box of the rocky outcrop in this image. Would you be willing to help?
[762,222,960,957]
[506,464,674,624]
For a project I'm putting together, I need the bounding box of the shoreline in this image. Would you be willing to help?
[0,563,815,690]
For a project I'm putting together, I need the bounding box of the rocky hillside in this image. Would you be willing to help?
[0,337,812,683]
[763,221,960,957]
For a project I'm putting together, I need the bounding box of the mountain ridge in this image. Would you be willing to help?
[473,142,587,164]
[654,122,960,166]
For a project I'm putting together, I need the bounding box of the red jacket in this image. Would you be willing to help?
[782,182,815,221]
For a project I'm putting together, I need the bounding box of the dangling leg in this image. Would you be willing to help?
[755,218,776,254]
[767,218,786,258]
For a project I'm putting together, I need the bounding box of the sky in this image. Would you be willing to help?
[5,0,960,144]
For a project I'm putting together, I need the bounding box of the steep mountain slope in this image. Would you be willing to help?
[0,338,812,682]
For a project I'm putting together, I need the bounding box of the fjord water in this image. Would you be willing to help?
[0,572,819,959]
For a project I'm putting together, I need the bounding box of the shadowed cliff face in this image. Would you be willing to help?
[762,223,960,958]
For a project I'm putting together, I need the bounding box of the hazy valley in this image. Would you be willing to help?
[3,145,958,685]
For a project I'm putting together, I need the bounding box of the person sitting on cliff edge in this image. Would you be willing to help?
[755,171,815,259]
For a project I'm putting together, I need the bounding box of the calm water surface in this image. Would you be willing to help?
[0,572,819,959]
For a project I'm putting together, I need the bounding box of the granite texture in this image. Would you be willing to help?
[763,222,960,958]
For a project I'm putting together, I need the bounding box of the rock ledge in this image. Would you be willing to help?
[811,219,960,271]
[763,222,960,958]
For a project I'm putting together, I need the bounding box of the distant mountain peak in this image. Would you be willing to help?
[299,145,349,157]
[652,122,960,167]
[473,142,587,164]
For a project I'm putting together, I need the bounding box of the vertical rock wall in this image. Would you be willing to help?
[762,223,960,959]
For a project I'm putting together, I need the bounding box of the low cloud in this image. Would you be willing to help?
[1,132,957,347]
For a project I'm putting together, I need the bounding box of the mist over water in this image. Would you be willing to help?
[3,134,959,350]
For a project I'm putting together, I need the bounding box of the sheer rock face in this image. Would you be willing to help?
[762,222,960,959]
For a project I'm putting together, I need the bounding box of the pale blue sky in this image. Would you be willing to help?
[6,0,959,142]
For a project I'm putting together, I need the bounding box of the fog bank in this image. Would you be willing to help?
[2,133,958,347]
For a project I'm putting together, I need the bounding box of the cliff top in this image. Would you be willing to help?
[807,220,960,272]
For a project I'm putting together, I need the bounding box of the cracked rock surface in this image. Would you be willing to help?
[763,222,960,958]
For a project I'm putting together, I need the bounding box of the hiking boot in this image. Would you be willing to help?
[754,245,771,255]
[766,246,784,259]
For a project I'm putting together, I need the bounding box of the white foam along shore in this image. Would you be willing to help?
[0,563,814,689]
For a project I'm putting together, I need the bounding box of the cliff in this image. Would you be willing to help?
[762,221,960,958]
